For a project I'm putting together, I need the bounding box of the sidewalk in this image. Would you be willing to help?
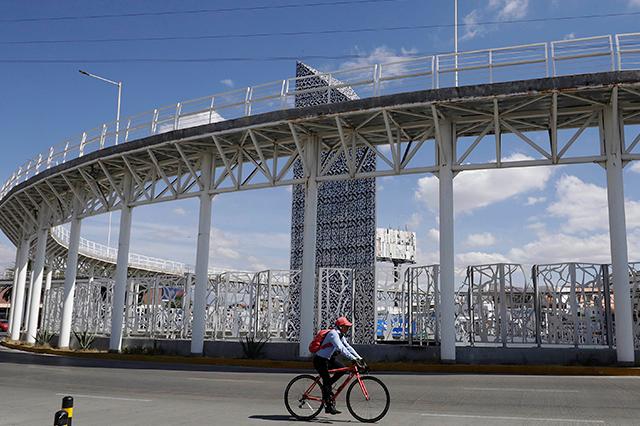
[3,340,640,376]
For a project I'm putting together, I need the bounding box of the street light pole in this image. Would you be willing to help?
[454,0,459,87]
[79,69,122,145]
[79,70,123,248]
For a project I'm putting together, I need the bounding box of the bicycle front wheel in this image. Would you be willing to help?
[346,376,390,423]
[284,374,324,420]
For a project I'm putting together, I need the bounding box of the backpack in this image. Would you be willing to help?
[308,329,332,353]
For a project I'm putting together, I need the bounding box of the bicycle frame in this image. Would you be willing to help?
[302,364,370,403]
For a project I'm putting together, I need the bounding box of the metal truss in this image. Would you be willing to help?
[3,32,640,205]
[3,77,640,251]
[0,68,638,266]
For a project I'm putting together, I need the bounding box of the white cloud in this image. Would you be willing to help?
[525,196,546,206]
[458,1,529,44]
[489,0,529,20]
[547,175,640,233]
[415,154,553,215]
[630,162,640,173]
[508,232,614,265]
[563,33,576,40]
[339,46,419,79]
[461,9,483,41]
[464,232,496,248]
[220,79,235,88]
[406,213,421,230]
[172,207,187,216]
[426,228,440,243]
[456,251,510,266]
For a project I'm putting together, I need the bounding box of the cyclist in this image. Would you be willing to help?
[312,316,366,415]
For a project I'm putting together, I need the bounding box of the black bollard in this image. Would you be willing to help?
[53,410,68,426]
[61,396,73,426]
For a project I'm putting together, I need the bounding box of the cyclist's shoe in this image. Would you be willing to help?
[325,402,341,415]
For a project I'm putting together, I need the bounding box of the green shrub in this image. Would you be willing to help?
[35,330,55,347]
[73,330,96,350]
[240,335,269,359]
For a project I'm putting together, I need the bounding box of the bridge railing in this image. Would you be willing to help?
[2,32,639,201]
[50,225,192,275]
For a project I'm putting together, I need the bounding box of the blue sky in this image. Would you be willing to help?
[1,0,640,277]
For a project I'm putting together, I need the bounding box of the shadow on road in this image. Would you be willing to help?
[248,414,353,423]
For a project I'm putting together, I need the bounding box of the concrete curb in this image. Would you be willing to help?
[3,340,640,376]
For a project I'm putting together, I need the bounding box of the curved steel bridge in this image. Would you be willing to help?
[2,33,640,363]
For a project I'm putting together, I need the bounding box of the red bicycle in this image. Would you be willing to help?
[284,363,390,423]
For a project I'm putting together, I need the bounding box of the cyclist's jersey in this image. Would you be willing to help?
[315,329,361,361]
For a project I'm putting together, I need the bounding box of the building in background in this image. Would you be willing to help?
[376,228,416,266]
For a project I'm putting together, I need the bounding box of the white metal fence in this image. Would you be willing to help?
[2,32,640,201]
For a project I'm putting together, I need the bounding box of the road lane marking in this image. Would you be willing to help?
[187,377,265,383]
[56,393,151,402]
[420,413,604,423]
[462,387,580,393]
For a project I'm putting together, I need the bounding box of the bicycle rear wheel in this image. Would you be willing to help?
[284,374,324,420]
[346,376,390,423]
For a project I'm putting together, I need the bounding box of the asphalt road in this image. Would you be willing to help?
[1,346,640,425]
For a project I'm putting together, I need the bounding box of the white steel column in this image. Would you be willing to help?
[26,207,50,344]
[9,239,29,339]
[109,173,133,352]
[59,211,82,349]
[23,273,34,334]
[437,115,456,363]
[8,242,22,335]
[191,152,214,355]
[603,89,634,364]
[299,136,319,358]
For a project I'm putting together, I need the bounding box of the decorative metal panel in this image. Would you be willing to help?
[469,264,535,345]
[630,263,640,349]
[253,270,301,340]
[42,278,113,336]
[536,263,609,346]
[375,263,406,341]
[290,62,377,344]
[405,265,440,345]
[316,268,355,339]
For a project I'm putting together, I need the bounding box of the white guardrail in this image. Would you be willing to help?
[50,225,193,275]
[2,32,640,201]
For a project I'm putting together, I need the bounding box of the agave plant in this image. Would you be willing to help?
[34,329,55,347]
[240,335,269,359]
[73,330,96,350]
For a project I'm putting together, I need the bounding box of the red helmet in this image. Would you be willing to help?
[335,317,353,328]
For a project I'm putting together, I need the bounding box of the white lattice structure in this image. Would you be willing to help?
[468,264,535,346]
[3,31,640,362]
[316,268,355,338]
[630,263,640,349]
[253,270,301,340]
[375,263,406,341]
[535,263,610,347]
